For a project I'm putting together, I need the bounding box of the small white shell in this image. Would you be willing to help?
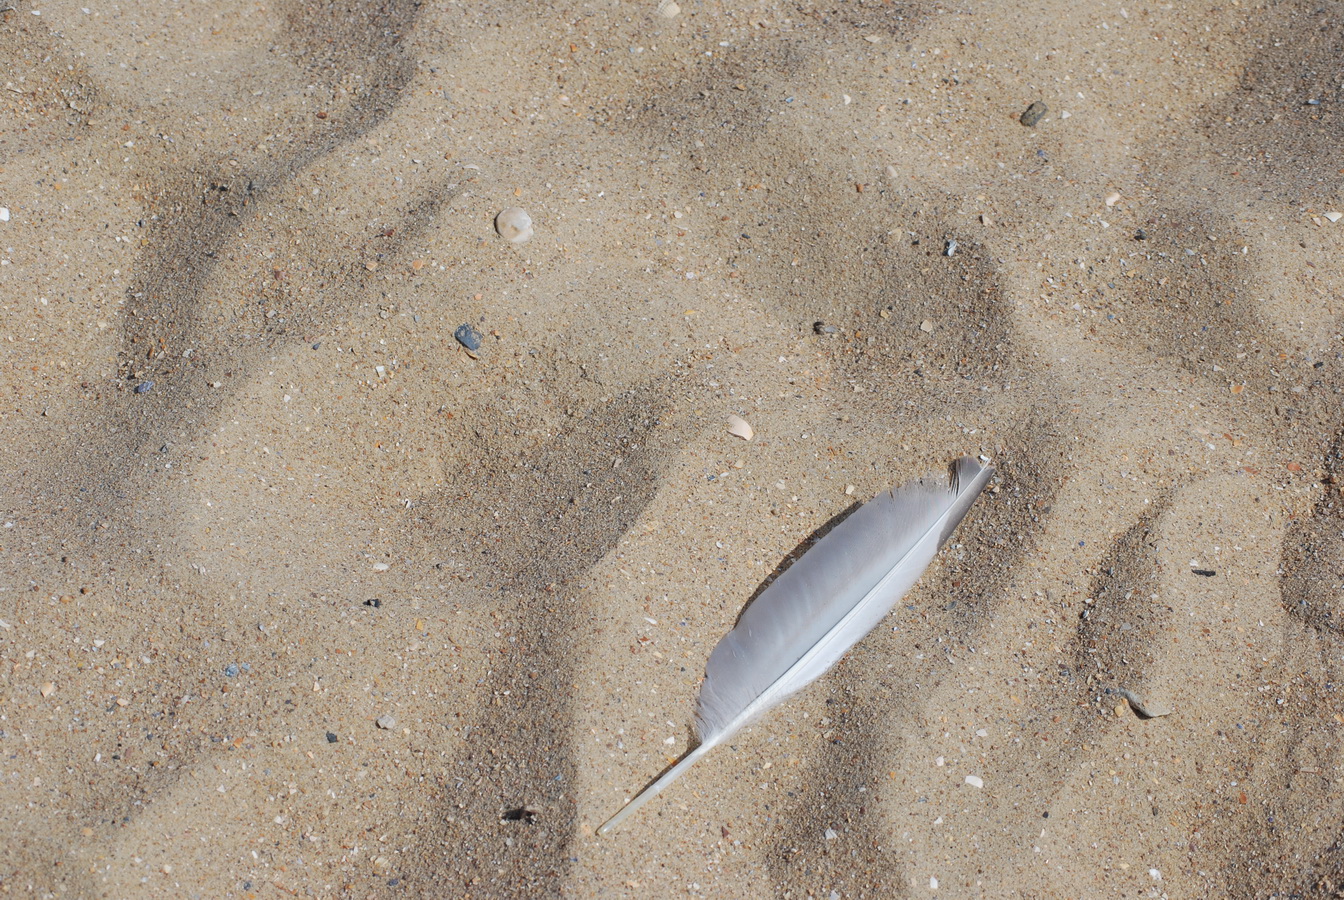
[495,207,534,243]
[656,0,680,18]
[1325,211,1343,223]
[726,414,754,441]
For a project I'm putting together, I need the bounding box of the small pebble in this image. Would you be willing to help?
[455,323,483,351]
[364,598,383,608]
[326,732,339,743]
[133,381,154,394]
[726,414,754,441]
[372,562,390,572]
[930,877,939,890]
[813,321,839,335]
[943,239,958,257]
[376,714,396,730]
[494,207,533,243]
[885,165,899,178]
[979,213,993,226]
[920,319,934,333]
[1019,101,1048,127]
[965,774,984,788]
[1134,228,1147,241]
[824,828,838,840]
[224,663,240,678]
[1191,568,1216,577]
[0,207,9,222]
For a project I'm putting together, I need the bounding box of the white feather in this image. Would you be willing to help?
[598,457,994,834]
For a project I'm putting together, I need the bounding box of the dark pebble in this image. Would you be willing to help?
[1192,568,1216,577]
[326,731,338,743]
[813,321,839,335]
[1134,229,1147,241]
[311,342,322,350]
[1019,101,1048,127]
[224,663,240,678]
[454,324,483,351]
[364,598,382,608]
[133,381,154,394]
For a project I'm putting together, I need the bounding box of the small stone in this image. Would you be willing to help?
[224,663,240,678]
[454,323,483,351]
[930,877,939,890]
[0,207,9,222]
[133,381,154,394]
[813,321,839,335]
[844,484,855,495]
[824,828,839,840]
[494,207,533,243]
[979,213,993,226]
[376,714,396,730]
[943,239,958,257]
[1134,228,1147,241]
[885,165,899,178]
[965,774,984,788]
[326,731,338,743]
[364,598,382,608]
[1019,101,1048,127]
[920,319,934,333]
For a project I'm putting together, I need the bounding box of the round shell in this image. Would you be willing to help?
[495,207,534,244]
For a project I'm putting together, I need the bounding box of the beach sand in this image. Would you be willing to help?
[2,0,1343,896]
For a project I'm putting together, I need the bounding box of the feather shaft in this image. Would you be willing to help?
[597,740,719,836]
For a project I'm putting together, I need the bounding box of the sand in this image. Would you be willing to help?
[2,0,1343,896]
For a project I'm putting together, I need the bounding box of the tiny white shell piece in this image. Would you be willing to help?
[726,414,754,441]
[1325,211,1343,223]
[656,0,680,17]
[495,207,534,243]
[1105,191,1121,207]
[0,207,9,222]
[964,774,984,788]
